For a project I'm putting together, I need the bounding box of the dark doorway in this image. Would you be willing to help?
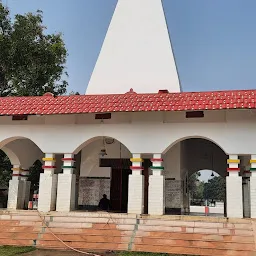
[110,168,131,212]
[100,158,131,213]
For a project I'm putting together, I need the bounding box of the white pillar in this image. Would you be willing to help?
[7,165,25,210]
[250,155,256,218]
[128,154,144,214]
[38,154,58,212]
[226,154,243,218]
[56,154,76,212]
[148,154,165,215]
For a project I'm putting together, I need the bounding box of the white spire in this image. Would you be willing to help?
[86,0,181,95]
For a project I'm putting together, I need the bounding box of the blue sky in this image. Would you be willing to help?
[5,0,256,95]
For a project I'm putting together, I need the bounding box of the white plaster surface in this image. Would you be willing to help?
[86,0,180,94]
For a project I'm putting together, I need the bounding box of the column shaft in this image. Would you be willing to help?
[226,155,243,218]
[56,153,76,212]
[128,154,144,214]
[38,153,58,212]
[7,165,24,210]
[250,155,256,218]
[148,154,165,215]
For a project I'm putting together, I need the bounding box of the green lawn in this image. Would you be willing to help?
[0,247,196,256]
[0,246,35,256]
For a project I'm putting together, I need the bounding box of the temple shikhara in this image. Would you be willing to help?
[2,0,256,222]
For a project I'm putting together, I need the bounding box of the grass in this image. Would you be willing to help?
[0,246,35,256]
[0,247,197,256]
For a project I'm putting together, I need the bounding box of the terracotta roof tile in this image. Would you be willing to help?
[0,89,255,116]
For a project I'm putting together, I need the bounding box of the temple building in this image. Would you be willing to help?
[1,0,255,219]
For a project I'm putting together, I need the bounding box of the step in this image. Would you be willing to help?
[0,232,38,240]
[43,228,133,236]
[46,216,137,224]
[40,234,131,243]
[0,225,41,232]
[135,230,255,243]
[139,219,253,230]
[132,244,256,256]
[134,237,255,251]
[137,224,254,236]
[36,240,128,251]
[0,238,34,246]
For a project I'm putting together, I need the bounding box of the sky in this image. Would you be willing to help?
[4,0,256,95]
[3,0,255,181]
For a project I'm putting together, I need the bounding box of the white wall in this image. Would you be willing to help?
[0,110,255,158]
[163,143,181,179]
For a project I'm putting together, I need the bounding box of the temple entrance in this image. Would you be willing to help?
[76,137,132,213]
[163,137,227,216]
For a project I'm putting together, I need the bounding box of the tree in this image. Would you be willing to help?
[0,3,68,192]
[0,3,68,96]
[189,172,204,200]
[204,176,226,201]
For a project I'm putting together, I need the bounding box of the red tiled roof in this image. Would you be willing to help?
[0,89,255,116]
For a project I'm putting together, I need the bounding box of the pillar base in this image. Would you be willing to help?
[56,173,76,212]
[128,174,144,214]
[148,175,164,215]
[38,173,58,212]
[7,178,24,210]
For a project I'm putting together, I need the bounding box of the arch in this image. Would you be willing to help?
[0,136,43,152]
[162,135,227,155]
[0,136,44,169]
[1,146,20,166]
[72,136,132,154]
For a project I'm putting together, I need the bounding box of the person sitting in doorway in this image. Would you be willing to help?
[98,194,110,211]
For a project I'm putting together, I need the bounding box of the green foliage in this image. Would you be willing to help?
[188,172,203,199]
[0,246,35,255]
[0,150,12,187]
[204,176,226,201]
[0,3,68,96]
[0,3,68,191]
[28,160,43,192]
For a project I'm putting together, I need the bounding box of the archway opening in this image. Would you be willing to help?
[163,137,227,216]
[189,170,226,217]
[0,137,43,210]
[0,150,12,208]
[75,136,132,213]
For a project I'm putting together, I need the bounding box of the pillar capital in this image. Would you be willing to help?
[150,153,164,175]
[42,153,56,174]
[62,153,75,174]
[130,153,143,174]
[227,154,240,176]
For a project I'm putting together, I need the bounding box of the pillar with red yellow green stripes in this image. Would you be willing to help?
[56,153,76,212]
[250,155,256,218]
[148,154,165,215]
[128,154,144,214]
[226,155,243,218]
[38,153,58,212]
